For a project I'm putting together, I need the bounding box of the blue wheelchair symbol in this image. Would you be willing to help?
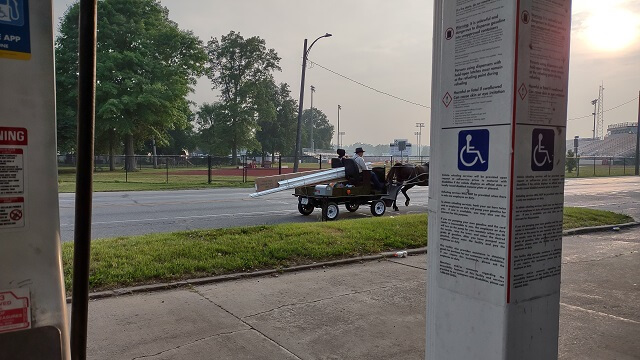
[0,0,23,26]
[458,129,489,171]
[531,129,554,171]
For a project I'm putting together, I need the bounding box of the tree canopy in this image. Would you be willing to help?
[203,31,281,162]
[301,108,334,151]
[55,0,206,169]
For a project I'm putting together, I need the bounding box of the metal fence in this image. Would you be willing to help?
[566,156,639,178]
[57,154,433,185]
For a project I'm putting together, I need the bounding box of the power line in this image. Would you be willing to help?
[308,59,430,109]
[568,96,638,121]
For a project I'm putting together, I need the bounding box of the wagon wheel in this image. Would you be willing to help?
[370,200,386,217]
[322,202,340,221]
[298,202,314,216]
[345,202,359,212]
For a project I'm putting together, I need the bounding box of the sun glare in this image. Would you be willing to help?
[582,7,639,52]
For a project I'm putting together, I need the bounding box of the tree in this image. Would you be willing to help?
[566,149,578,173]
[301,108,334,151]
[204,31,281,163]
[55,0,206,170]
[255,81,298,160]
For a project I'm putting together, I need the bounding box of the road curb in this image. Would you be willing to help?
[562,221,640,236]
[67,221,638,303]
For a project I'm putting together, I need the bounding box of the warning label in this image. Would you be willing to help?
[0,148,24,195]
[0,197,24,228]
[0,288,31,333]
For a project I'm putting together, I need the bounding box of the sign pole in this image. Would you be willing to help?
[0,0,71,358]
[428,1,572,359]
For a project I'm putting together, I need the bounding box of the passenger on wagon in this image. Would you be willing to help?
[353,147,384,190]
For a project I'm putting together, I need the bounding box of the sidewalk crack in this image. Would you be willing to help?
[243,281,422,319]
[189,287,303,360]
[130,329,252,360]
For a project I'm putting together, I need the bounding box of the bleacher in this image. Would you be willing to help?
[566,123,638,157]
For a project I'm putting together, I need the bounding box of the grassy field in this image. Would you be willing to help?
[61,208,632,293]
[58,168,255,192]
[565,164,637,178]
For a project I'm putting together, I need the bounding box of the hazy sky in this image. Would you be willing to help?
[52,0,640,146]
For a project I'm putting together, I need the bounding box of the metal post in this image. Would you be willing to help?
[208,155,212,184]
[319,154,322,169]
[593,157,596,176]
[71,1,98,358]
[577,157,580,177]
[609,157,611,175]
[624,157,626,174]
[337,104,341,148]
[635,91,640,175]
[279,155,282,175]
[293,39,308,173]
[592,99,598,139]
[125,155,128,182]
[310,85,315,151]
[166,157,169,184]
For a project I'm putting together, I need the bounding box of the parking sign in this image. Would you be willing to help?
[458,129,489,171]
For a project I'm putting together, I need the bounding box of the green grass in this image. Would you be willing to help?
[58,168,254,192]
[566,164,637,178]
[61,208,633,293]
[563,207,631,229]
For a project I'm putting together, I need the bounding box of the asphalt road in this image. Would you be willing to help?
[59,186,429,242]
[59,176,640,242]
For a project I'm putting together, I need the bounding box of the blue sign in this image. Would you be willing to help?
[531,128,554,171]
[458,129,489,171]
[0,0,30,60]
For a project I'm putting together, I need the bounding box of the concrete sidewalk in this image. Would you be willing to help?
[81,229,640,360]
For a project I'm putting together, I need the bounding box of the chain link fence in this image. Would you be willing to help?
[566,156,640,178]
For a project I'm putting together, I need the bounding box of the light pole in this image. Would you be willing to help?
[337,104,341,148]
[591,99,598,139]
[339,131,345,148]
[309,85,315,152]
[416,122,425,157]
[415,132,420,157]
[293,33,332,172]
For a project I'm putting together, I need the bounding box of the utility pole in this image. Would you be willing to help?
[310,85,315,152]
[636,91,640,175]
[415,132,420,156]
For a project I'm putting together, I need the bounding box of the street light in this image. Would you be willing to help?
[339,131,346,148]
[415,122,425,157]
[591,99,598,139]
[310,85,315,152]
[294,33,332,172]
[415,132,420,157]
[337,104,341,148]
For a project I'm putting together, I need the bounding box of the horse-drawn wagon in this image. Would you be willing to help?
[294,158,402,221]
[250,157,428,221]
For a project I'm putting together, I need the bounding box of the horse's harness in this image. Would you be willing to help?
[391,164,428,186]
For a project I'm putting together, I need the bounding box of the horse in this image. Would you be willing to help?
[386,162,429,211]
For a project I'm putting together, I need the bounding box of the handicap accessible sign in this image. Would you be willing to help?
[531,128,554,171]
[458,129,489,172]
[0,0,30,60]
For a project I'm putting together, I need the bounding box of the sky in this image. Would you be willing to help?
[52,0,640,146]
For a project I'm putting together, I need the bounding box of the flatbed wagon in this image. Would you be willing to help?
[294,163,401,221]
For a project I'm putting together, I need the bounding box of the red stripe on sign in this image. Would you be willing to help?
[0,148,23,155]
[0,197,24,204]
[0,127,28,146]
[507,0,522,304]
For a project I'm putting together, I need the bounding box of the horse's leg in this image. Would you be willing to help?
[402,184,415,206]
[393,200,399,211]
